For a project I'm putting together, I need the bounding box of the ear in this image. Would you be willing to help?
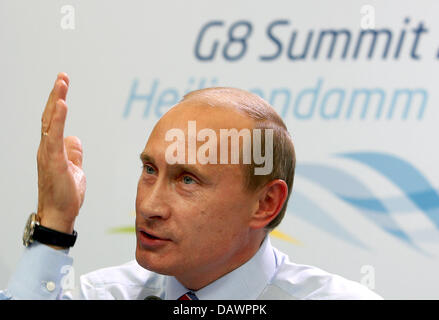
[249,179,288,230]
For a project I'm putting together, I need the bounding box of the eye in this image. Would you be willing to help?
[182,175,196,185]
[143,164,156,175]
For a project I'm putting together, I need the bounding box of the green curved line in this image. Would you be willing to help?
[108,225,135,234]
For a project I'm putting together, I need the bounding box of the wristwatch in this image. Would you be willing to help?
[22,212,77,248]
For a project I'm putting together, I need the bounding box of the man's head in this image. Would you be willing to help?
[135,87,295,290]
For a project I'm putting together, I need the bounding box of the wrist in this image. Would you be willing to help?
[37,211,76,234]
[23,212,77,251]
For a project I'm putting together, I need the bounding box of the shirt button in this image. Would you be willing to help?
[46,281,56,292]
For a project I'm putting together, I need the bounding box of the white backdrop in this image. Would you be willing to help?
[1,0,438,299]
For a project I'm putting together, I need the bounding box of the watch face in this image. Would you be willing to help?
[22,213,36,247]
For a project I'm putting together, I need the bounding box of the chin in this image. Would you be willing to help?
[135,243,175,276]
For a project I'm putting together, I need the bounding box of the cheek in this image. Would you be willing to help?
[191,205,244,245]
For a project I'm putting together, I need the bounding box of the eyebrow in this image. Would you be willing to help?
[139,151,212,185]
[140,152,154,164]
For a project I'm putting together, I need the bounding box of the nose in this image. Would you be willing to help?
[136,177,171,220]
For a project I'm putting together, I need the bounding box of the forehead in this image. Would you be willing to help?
[152,100,255,135]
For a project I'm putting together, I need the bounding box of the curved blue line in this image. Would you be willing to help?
[338,152,439,229]
[338,193,439,213]
[295,163,422,252]
[287,191,368,250]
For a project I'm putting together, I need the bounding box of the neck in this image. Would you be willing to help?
[176,230,267,291]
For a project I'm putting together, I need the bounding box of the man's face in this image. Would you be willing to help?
[135,102,260,285]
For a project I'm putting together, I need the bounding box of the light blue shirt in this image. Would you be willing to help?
[0,236,382,300]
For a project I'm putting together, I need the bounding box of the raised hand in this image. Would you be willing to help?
[36,73,86,236]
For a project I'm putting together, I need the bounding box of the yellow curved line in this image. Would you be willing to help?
[270,229,302,246]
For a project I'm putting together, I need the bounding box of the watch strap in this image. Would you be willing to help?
[33,224,77,248]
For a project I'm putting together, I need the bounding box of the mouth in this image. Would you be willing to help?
[141,231,162,240]
[137,228,171,248]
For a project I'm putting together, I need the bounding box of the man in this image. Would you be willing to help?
[1,73,381,299]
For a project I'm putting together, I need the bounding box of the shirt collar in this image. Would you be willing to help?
[165,236,276,300]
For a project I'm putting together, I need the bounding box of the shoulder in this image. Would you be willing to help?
[79,260,166,299]
[264,248,382,300]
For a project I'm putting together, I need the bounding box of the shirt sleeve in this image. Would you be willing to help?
[0,241,73,300]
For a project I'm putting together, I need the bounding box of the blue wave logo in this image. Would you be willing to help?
[289,151,439,256]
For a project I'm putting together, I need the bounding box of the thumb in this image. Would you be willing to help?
[64,136,83,168]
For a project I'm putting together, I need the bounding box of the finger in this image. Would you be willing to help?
[41,74,70,134]
[42,73,68,125]
[57,72,70,87]
[41,79,68,134]
[65,136,83,168]
[47,99,68,154]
